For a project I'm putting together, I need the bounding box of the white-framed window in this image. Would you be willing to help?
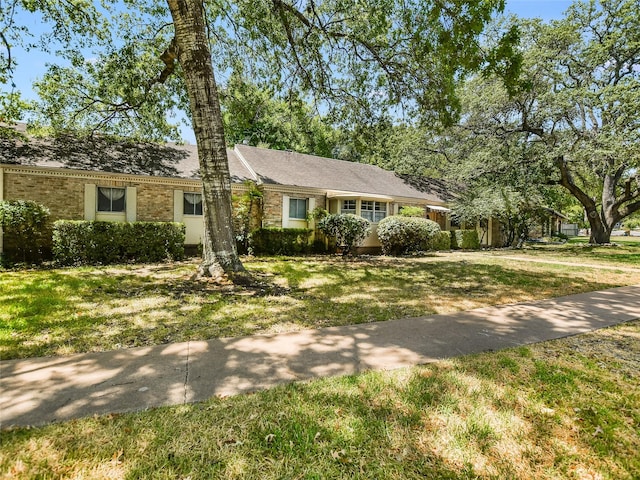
[289,198,307,219]
[361,201,387,222]
[183,192,203,216]
[97,187,126,212]
[341,199,356,215]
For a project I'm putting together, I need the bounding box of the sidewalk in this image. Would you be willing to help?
[2,285,640,429]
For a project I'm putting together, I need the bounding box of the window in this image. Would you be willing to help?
[341,200,356,214]
[361,201,373,221]
[289,198,307,219]
[183,192,203,215]
[374,202,387,222]
[361,201,387,222]
[97,187,125,212]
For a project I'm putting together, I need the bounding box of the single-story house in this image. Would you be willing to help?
[0,125,502,254]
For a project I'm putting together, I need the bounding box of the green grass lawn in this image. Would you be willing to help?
[2,320,638,479]
[515,236,640,266]
[2,246,640,478]
[1,246,639,360]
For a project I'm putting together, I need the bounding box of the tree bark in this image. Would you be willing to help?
[554,156,613,244]
[166,0,246,280]
[588,216,612,244]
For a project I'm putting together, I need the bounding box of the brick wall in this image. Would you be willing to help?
[4,172,85,220]
[262,190,283,227]
[3,169,332,251]
[3,172,185,222]
[261,190,327,228]
[136,183,174,222]
[309,193,328,212]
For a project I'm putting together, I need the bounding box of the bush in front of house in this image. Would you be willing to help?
[398,206,426,217]
[450,229,480,250]
[377,215,441,255]
[318,213,371,256]
[250,227,312,255]
[429,231,452,251]
[53,221,185,265]
[0,200,51,264]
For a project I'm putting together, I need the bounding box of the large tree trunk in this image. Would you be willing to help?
[166,0,246,280]
[556,155,615,244]
[586,211,612,244]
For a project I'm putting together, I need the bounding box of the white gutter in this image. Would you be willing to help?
[233,146,260,183]
[427,205,451,212]
[326,190,394,201]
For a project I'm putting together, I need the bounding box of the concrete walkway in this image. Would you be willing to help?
[2,285,639,429]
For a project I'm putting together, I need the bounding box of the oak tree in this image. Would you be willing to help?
[447,0,640,244]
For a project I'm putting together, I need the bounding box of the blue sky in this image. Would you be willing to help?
[504,0,574,21]
[5,0,575,142]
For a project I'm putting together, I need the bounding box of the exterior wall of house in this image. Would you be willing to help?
[262,190,284,228]
[328,197,391,250]
[3,170,86,220]
[0,166,208,253]
[2,169,181,223]
[485,217,504,247]
[261,187,327,230]
[136,183,175,222]
[430,212,447,230]
[1,164,455,255]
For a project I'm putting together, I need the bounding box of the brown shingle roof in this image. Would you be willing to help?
[235,145,452,202]
[0,126,451,203]
[0,131,254,183]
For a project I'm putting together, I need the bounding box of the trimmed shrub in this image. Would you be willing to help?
[0,200,51,264]
[449,230,458,249]
[451,229,480,250]
[398,206,425,217]
[377,215,441,255]
[250,228,312,255]
[53,221,185,265]
[317,214,371,256]
[429,231,451,251]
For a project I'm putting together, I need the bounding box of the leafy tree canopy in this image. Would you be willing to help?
[220,69,337,157]
[404,0,640,244]
[2,0,519,138]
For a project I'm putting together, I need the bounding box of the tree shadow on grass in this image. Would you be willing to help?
[2,258,637,360]
[2,318,639,478]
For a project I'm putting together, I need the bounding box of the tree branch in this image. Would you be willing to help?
[149,37,178,87]
[0,30,12,73]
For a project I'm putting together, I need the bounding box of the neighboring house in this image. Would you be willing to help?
[530,208,574,239]
[0,126,464,254]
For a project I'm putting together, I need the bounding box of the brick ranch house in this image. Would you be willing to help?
[0,126,504,254]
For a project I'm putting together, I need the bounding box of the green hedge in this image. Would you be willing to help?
[250,228,312,255]
[53,221,185,265]
[0,200,51,264]
[450,229,480,250]
[377,216,441,255]
[429,231,452,251]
